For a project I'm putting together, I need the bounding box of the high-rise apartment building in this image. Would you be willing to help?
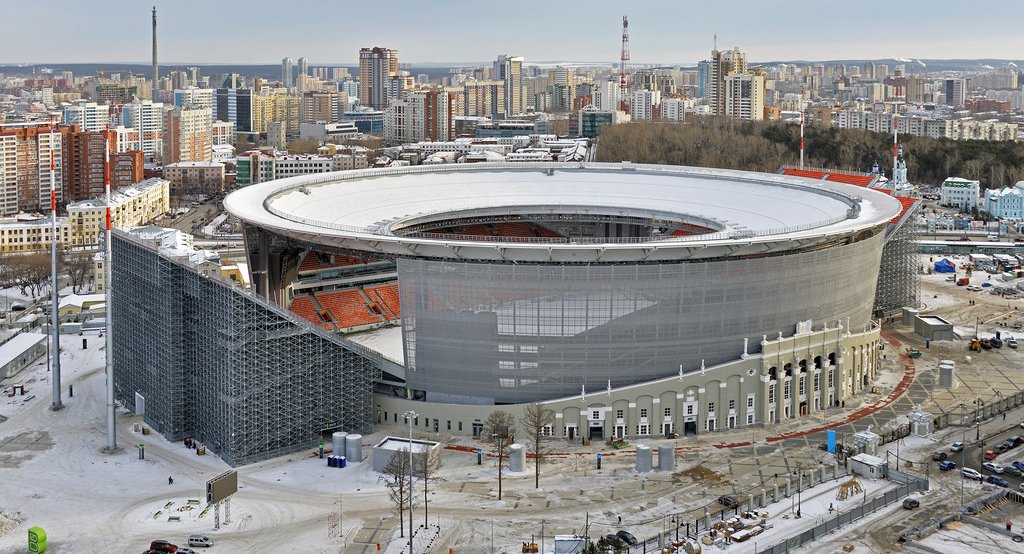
[173,87,214,111]
[629,89,661,121]
[905,76,925,104]
[0,123,68,215]
[359,47,400,110]
[463,81,506,117]
[724,73,765,120]
[494,55,525,114]
[297,57,308,79]
[63,101,111,132]
[709,48,748,116]
[282,57,294,89]
[252,90,299,135]
[165,106,213,164]
[593,79,622,112]
[122,100,165,161]
[945,78,967,107]
[301,91,345,124]
[383,90,454,144]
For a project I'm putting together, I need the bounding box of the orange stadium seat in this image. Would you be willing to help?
[782,168,828,179]
[315,290,384,329]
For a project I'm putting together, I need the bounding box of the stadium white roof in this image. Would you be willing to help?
[225,162,902,263]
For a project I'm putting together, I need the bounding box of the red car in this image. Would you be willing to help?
[149,540,178,553]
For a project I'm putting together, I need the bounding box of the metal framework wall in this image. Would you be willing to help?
[111,231,381,466]
[875,214,921,316]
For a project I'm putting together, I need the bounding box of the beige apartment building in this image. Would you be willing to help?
[66,178,170,247]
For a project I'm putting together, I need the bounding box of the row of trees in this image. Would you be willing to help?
[597,117,1024,188]
[0,250,94,299]
[378,403,556,538]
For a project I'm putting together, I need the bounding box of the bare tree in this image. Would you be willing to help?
[415,448,442,528]
[519,402,555,489]
[482,410,515,500]
[10,253,50,299]
[62,249,94,294]
[378,448,417,538]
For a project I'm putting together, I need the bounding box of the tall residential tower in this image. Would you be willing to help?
[359,47,399,110]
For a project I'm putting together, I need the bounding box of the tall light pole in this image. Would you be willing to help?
[404,410,416,553]
[959,403,967,508]
[104,123,116,450]
[47,125,62,412]
[975,398,984,442]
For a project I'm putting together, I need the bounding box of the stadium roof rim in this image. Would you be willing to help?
[225,162,903,264]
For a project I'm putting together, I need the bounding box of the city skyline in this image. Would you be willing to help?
[4,0,1024,65]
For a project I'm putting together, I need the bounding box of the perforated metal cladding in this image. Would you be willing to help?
[399,232,886,404]
[111,232,381,466]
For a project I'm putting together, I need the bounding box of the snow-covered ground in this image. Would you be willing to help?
[917,519,1023,554]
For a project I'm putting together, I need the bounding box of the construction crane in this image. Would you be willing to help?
[619,15,630,113]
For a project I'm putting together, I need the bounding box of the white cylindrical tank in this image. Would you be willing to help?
[508,443,526,472]
[658,444,674,471]
[635,444,653,473]
[345,433,363,462]
[331,432,348,456]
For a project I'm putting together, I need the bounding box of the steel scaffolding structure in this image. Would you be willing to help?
[875,210,921,316]
[111,231,381,466]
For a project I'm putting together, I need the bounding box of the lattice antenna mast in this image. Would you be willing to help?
[619,15,630,113]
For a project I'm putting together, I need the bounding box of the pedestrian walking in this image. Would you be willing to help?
[168,476,174,485]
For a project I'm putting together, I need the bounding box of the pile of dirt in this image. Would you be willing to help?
[677,464,729,486]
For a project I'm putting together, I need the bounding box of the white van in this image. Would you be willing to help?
[989,234,1000,241]
[188,534,214,547]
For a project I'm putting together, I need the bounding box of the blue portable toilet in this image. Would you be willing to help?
[339,456,347,468]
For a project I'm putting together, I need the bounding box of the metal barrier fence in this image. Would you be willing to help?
[755,477,928,554]
[627,465,858,552]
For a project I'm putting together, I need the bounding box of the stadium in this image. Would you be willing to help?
[216,162,918,443]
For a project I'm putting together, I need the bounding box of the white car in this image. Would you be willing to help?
[983,462,1005,474]
[188,534,214,547]
[963,467,983,480]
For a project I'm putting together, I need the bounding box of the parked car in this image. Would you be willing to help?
[932,451,948,461]
[1020,482,1024,493]
[939,461,957,471]
[1010,338,1019,348]
[1005,466,1024,478]
[982,338,992,349]
[187,535,213,548]
[148,541,178,553]
[996,444,1010,454]
[1012,461,1024,471]
[176,549,196,554]
[963,467,983,480]
[946,275,956,282]
[1009,436,1023,447]
[902,498,920,509]
[985,449,998,460]
[616,530,639,546]
[992,337,1004,348]
[718,495,739,508]
[983,462,1005,474]
[987,475,1010,487]
[950,442,965,452]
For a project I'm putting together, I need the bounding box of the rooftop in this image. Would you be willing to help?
[66,178,168,210]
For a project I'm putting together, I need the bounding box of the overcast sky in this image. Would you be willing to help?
[3,0,1022,65]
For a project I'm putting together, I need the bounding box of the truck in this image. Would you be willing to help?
[957,277,970,286]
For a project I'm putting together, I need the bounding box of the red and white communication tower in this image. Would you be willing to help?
[619,15,630,113]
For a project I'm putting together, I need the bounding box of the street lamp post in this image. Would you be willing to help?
[975,398,984,441]
[960,404,967,508]
[404,410,417,554]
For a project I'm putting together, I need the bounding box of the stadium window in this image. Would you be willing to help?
[707,402,715,414]
[458,422,463,432]
[447,420,451,431]
[728,400,735,411]
[664,407,671,418]
[639,408,648,419]
[747,395,754,408]
[616,409,624,420]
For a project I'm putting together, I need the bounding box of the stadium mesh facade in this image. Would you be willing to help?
[400,231,887,404]
[111,231,382,466]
